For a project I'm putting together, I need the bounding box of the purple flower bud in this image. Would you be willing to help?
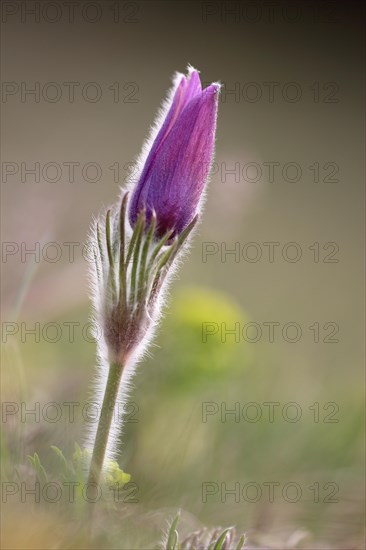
[128,67,220,239]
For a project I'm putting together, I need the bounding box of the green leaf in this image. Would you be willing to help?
[104,459,131,488]
[27,452,48,484]
[235,535,245,550]
[146,229,174,274]
[126,210,144,267]
[93,248,103,288]
[129,212,145,306]
[213,528,231,550]
[105,209,114,267]
[118,193,129,310]
[50,445,67,463]
[74,442,82,456]
[50,445,72,477]
[149,215,198,305]
[166,512,180,550]
[96,222,106,269]
[137,212,156,304]
[169,214,198,266]
[106,209,117,302]
[149,237,178,302]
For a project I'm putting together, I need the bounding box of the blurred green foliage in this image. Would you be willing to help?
[1,285,364,548]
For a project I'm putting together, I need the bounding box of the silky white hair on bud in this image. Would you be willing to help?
[85,204,197,463]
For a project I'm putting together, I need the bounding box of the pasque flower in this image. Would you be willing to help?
[87,67,220,488]
[129,68,220,238]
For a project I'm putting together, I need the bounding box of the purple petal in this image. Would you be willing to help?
[181,69,202,107]
[140,70,202,175]
[129,81,219,237]
[150,74,187,155]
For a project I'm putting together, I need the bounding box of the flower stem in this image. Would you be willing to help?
[87,361,123,487]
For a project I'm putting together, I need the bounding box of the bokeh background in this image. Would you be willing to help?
[1,1,365,548]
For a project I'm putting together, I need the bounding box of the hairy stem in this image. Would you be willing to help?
[87,361,124,487]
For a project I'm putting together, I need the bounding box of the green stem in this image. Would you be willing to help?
[87,361,124,487]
